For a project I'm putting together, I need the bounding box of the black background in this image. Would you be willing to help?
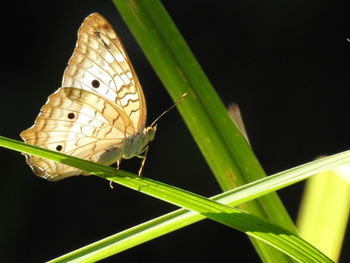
[0,0,348,262]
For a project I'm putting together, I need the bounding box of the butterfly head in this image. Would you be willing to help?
[137,125,157,152]
[144,125,157,141]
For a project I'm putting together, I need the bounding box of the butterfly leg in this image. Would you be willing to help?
[137,146,149,176]
[109,160,122,189]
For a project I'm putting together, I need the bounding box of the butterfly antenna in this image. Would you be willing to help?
[151,93,188,127]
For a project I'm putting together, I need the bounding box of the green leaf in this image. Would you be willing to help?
[297,164,350,261]
[112,0,296,261]
[48,149,350,263]
[0,136,339,263]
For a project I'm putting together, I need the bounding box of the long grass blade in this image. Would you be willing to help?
[112,1,297,261]
[0,136,340,263]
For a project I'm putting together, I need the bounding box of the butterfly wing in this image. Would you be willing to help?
[20,87,135,181]
[21,13,150,180]
[62,12,147,131]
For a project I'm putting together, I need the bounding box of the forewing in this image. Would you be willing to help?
[20,87,134,181]
[62,12,147,131]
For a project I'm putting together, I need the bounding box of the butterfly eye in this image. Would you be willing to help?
[91,79,100,88]
[67,113,75,119]
[56,145,63,151]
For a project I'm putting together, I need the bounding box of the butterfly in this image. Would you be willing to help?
[20,13,157,181]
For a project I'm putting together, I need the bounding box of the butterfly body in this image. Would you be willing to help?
[21,13,155,181]
[121,126,157,159]
[97,125,156,165]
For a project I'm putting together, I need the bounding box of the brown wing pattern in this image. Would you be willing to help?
[20,87,134,181]
[62,13,147,131]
